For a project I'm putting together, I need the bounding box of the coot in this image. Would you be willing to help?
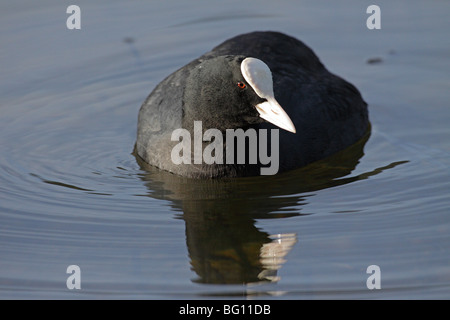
[135,31,369,178]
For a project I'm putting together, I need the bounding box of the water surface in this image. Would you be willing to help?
[1,0,449,299]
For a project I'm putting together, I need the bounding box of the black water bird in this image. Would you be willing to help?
[135,31,369,178]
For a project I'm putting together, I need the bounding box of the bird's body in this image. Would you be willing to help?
[135,31,369,178]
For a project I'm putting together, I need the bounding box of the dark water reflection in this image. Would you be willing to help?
[137,130,403,285]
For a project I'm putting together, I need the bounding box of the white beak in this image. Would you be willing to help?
[241,57,296,133]
[256,98,296,133]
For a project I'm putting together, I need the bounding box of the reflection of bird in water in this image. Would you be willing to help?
[258,233,297,282]
[184,202,298,284]
[188,231,297,284]
[137,130,407,286]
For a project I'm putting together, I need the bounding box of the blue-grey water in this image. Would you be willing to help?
[1,0,449,299]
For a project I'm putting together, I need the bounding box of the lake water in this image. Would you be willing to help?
[1,0,449,299]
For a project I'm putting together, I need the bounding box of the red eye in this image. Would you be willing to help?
[237,81,246,89]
